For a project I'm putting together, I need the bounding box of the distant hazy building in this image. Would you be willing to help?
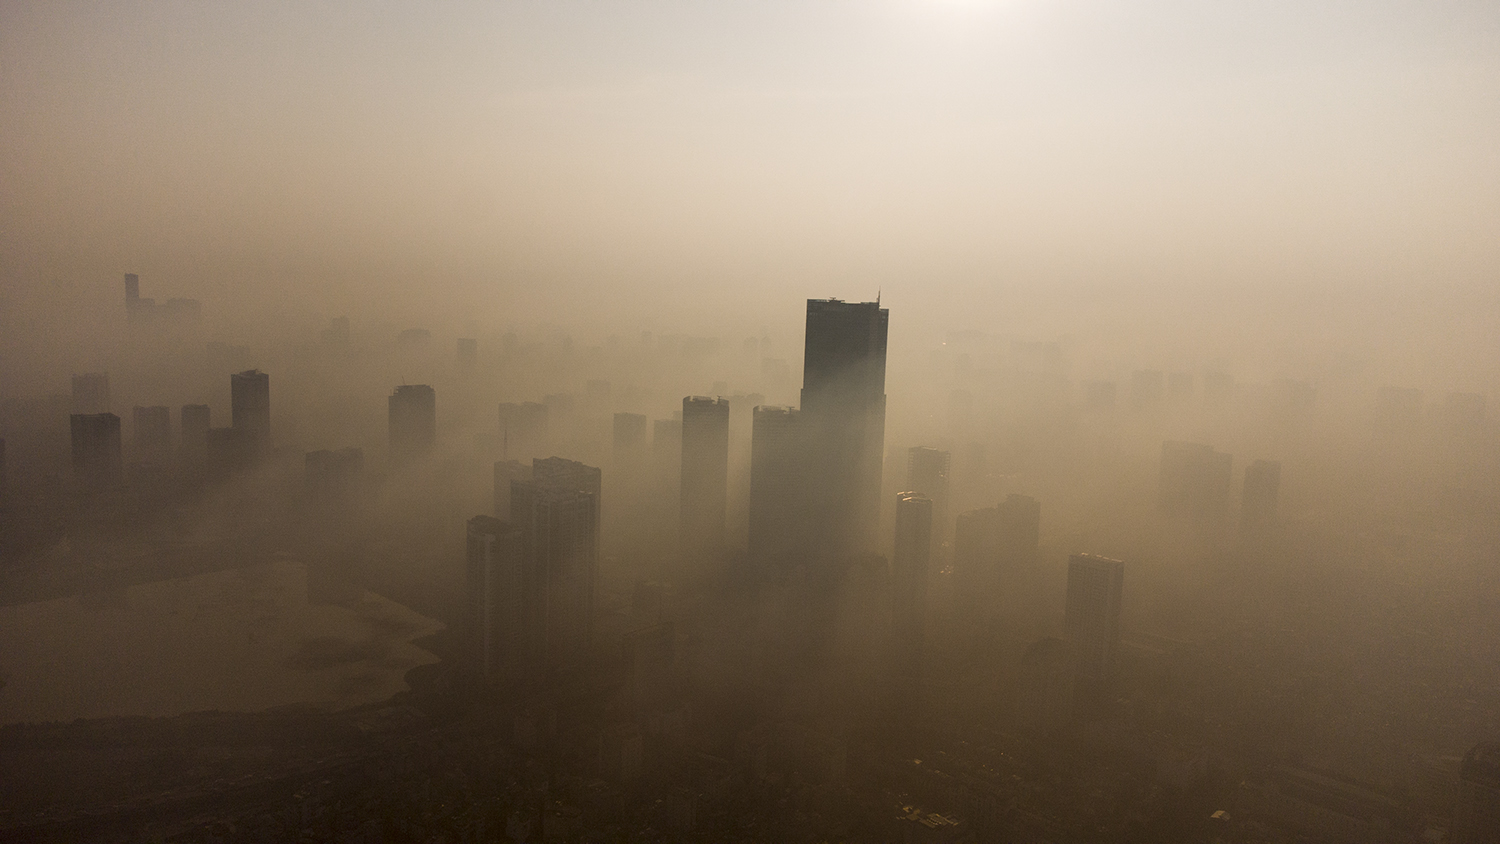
[305,447,364,500]
[891,492,933,711]
[681,396,730,556]
[906,447,951,545]
[801,298,889,559]
[748,406,808,570]
[230,370,270,454]
[1014,637,1077,734]
[612,413,647,460]
[1064,553,1124,688]
[1454,741,1500,844]
[71,373,110,415]
[1130,370,1164,409]
[456,337,477,369]
[510,457,602,674]
[466,515,524,683]
[70,413,122,487]
[388,384,437,464]
[132,406,172,461]
[1242,459,1282,528]
[1160,441,1232,518]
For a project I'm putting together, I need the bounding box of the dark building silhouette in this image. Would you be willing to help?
[305,448,364,500]
[466,515,525,683]
[906,447,951,545]
[230,370,270,455]
[1130,370,1164,409]
[71,372,110,415]
[890,492,932,714]
[388,385,437,465]
[132,406,172,462]
[613,412,647,459]
[680,396,730,556]
[494,459,531,519]
[1064,553,1124,688]
[456,338,477,369]
[510,457,602,676]
[748,405,808,571]
[800,298,888,559]
[1455,741,1500,844]
[1242,459,1282,528]
[1084,380,1116,411]
[1160,441,1232,518]
[70,413,122,487]
[124,272,139,304]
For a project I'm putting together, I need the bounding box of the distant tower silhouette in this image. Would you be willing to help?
[800,298,888,559]
[890,491,932,715]
[906,446,951,546]
[1064,554,1124,689]
[230,370,270,456]
[510,457,601,677]
[680,396,729,556]
[466,515,524,683]
[748,405,808,571]
[388,384,436,465]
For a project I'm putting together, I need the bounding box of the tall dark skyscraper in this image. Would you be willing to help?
[230,370,270,454]
[466,515,525,683]
[510,457,601,674]
[680,396,729,556]
[748,405,808,570]
[1064,553,1124,688]
[388,384,437,464]
[800,298,888,559]
[890,491,932,714]
[71,372,110,415]
[70,413,122,487]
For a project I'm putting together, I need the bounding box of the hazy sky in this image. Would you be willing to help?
[2,1,1498,329]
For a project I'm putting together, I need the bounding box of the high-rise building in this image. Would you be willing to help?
[1064,553,1124,688]
[891,492,932,712]
[494,459,531,519]
[680,396,730,556]
[71,373,110,415]
[1454,741,1500,844]
[1242,459,1282,528]
[510,458,601,673]
[132,406,172,461]
[1159,441,1232,518]
[748,405,808,570]
[230,370,270,454]
[906,447,951,545]
[466,515,525,683]
[800,298,888,558]
[70,413,122,487]
[388,384,437,464]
